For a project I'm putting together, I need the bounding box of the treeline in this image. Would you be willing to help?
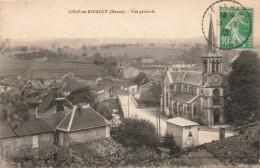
[176,44,206,64]
[15,49,58,59]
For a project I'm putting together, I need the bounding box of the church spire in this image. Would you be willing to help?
[207,15,217,54]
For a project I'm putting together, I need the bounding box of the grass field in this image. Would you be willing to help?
[0,46,185,79]
[0,57,105,79]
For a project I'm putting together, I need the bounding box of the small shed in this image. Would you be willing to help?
[166,117,199,148]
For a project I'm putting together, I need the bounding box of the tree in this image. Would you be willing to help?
[150,83,162,105]
[114,118,159,149]
[0,90,29,128]
[228,51,260,126]
[81,44,87,51]
[96,103,112,120]
[134,72,150,85]
[162,132,180,155]
[20,46,28,53]
[67,87,95,106]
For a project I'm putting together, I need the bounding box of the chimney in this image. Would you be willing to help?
[77,104,83,115]
[219,127,225,140]
[55,98,65,112]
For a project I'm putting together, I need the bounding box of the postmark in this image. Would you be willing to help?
[201,0,253,50]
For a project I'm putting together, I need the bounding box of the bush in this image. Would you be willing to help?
[114,118,159,149]
[162,132,180,155]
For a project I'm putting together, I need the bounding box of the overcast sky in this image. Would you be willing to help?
[0,0,259,40]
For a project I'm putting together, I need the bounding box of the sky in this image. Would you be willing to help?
[0,0,259,41]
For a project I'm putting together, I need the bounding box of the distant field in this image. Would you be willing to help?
[66,46,184,61]
[0,57,105,79]
[0,46,184,79]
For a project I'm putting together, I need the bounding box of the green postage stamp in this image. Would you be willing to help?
[220,7,253,50]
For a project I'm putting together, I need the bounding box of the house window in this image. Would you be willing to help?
[188,132,193,137]
[32,135,39,149]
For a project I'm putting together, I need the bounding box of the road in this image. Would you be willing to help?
[118,94,234,145]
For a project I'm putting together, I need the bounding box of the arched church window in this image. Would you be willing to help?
[213,108,220,114]
[203,59,207,73]
[212,60,215,73]
[216,60,219,72]
[213,89,221,105]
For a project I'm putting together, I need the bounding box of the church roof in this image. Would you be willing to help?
[207,15,217,54]
[168,71,202,86]
[171,93,199,104]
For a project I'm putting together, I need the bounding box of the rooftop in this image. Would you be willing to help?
[171,93,199,104]
[166,117,199,127]
[168,71,202,86]
[56,105,110,132]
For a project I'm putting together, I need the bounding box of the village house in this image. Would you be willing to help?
[166,117,199,148]
[171,64,197,71]
[139,81,159,104]
[0,88,112,159]
[35,88,73,118]
[56,104,111,156]
[0,119,57,158]
[141,55,155,64]
[141,62,171,69]
[116,55,130,68]
[110,79,138,95]
[90,79,113,102]
[161,17,225,125]
[116,64,140,79]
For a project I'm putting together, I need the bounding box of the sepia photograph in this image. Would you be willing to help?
[0,0,259,167]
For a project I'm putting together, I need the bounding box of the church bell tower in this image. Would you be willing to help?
[200,15,225,125]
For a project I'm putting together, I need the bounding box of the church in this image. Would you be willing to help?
[160,16,225,125]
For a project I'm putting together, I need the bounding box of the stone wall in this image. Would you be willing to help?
[68,126,109,144]
[0,133,54,158]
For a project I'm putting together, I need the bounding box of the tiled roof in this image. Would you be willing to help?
[62,79,84,92]
[70,138,126,158]
[36,88,73,118]
[169,71,186,83]
[90,80,113,91]
[203,133,259,164]
[42,113,66,129]
[183,71,202,85]
[36,88,59,115]
[56,105,110,132]
[169,71,202,86]
[0,122,17,139]
[166,117,199,127]
[171,93,199,104]
[11,119,54,136]
[111,79,136,87]
[25,80,48,90]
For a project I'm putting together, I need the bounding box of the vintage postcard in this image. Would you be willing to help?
[0,0,259,167]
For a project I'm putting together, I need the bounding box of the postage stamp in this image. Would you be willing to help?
[219,7,253,50]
